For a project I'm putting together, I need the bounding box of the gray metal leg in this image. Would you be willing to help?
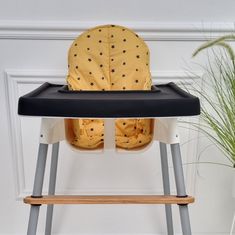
[159,142,174,235]
[27,143,48,235]
[171,143,192,235]
[45,142,60,235]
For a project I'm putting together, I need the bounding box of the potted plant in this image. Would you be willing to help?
[191,34,235,186]
[191,35,235,234]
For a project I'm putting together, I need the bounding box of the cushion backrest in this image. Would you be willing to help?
[66,25,153,150]
[67,24,151,91]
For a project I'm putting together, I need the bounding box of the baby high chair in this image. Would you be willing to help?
[18,25,200,235]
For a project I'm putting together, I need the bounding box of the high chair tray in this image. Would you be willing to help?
[18,82,200,118]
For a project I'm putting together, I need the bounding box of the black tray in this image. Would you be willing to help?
[18,82,200,118]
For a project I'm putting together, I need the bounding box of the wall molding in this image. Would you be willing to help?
[0,20,234,41]
[6,69,201,84]
[5,69,200,200]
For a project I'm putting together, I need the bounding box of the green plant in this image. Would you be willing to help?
[192,34,235,168]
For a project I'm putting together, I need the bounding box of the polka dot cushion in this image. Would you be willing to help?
[66,24,153,149]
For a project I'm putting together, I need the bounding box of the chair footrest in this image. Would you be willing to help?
[24,195,195,205]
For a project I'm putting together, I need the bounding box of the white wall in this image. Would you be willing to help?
[0,0,234,234]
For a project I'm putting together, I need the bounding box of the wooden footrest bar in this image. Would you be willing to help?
[24,195,194,205]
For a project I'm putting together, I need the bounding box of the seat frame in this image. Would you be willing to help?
[39,117,180,150]
[25,117,193,235]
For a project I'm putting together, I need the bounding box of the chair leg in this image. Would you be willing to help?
[45,142,60,235]
[170,143,192,235]
[27,143,48,235]
[159,142,174,235]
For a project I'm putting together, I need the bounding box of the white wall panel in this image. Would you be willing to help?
[0,0,235,22]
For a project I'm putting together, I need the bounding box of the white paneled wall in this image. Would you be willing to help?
[0,0,235,234]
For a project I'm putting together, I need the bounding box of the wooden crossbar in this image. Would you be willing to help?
[24,195,194,205]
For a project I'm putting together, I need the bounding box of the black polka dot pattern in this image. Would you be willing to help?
[67,24,152,150]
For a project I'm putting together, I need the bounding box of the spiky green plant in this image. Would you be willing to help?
[192,34,235,168]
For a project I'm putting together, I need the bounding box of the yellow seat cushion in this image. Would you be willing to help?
[66,24,153,149]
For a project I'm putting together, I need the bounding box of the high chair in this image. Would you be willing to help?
[18,25,200,235]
